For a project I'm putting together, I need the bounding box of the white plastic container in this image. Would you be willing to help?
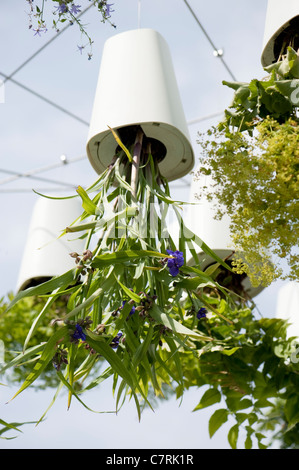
[275,282,299,339]
[184,171,265,298]
[261,0,299,66]
[86,28,194,182]
[16,197,85,291]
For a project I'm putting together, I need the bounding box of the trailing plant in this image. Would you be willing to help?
[26,0,116,58]
[1,128,299,448]
[0,128,232,427]
[196,46,299,286]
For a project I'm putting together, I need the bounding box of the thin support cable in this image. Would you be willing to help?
[0,71,89,126]
[0,169,77,188]
[182,0,237,81]
[0,187,75,194]
[0,155,86,186]
[138,0,141,28]
[3,5,93,84]
[187,111,223,126]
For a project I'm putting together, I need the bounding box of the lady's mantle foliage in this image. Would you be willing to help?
[196,47,299,286]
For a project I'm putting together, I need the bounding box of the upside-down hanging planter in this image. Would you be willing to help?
[185,170,266,299]
[16,197,86,291]
[261,0,299,66]
[86,28,194,182]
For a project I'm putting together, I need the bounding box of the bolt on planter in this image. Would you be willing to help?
[261,0,299,66]
[86,28,194,182]
[16,197,86,291]
[184,170,266,299]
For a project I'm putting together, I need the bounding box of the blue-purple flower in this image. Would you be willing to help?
[55,3,68,14]
[70,4,81,15]
[105,3,114,17]
[111,331,123,348]
[197,307,207,319]
[166,249,184,277]
[122,301,135,316]
[71,323,86,342]
[33,26,47,36]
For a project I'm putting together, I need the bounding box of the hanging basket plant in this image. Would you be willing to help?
[1,125,299,448]
[1,128,235,418]
[196,46,299,287]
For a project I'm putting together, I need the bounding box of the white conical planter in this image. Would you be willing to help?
[261,0,299,66]
[86,28,194,182]
[183,171,266,298]
[276,282,299,339]
[16,197,85,291]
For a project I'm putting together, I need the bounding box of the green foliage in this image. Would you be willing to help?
[1,131,299,448]
[220,46,299,133]
[181,301,299,449]
[0,418,36,440]
[0,293,99,388]
[196,47,299,286]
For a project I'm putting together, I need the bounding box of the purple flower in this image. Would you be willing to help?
[33,27,47,36]
[33,28,42,36]
[111,331,123,349]
[166,249,184,277]
[77,45,85,54]
[197,308,207,319]
[71,323,86,342]
[105,3,114,17]
[122,301,135,316]
[70,4,81,15]
[55,3,68,14]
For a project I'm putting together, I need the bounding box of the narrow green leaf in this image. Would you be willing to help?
[23,292,57,352]
[164,336,184,387]
[56,370,116,414]
[80,367,113,392]
[0,343,45,376]
[0,419,22,435]
[115,276,141,303]
[76,185,97,215]
[220,347,240,356]
[84,337,136,390]
[132,324,154,368]
[65,206,138,233]
[9,326,69,401]
[183,226,232,271]
[63,272,115,321]
[92,249,170,268]
[108,126,132,162]
[0,419,36,439]
[149,304,212,341]
[36,380,64,426]
[4,269,77,312]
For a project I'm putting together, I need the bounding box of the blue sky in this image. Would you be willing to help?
[0,0,284,449]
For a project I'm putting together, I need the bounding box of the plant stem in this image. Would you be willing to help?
[131,129,144,202]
